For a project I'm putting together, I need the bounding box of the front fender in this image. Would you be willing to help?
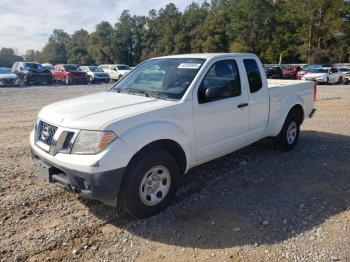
[118,121,193,172]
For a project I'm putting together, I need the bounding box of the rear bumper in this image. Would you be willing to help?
[31,149,125,207]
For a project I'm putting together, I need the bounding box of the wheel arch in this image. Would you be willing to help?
[125,139,187,175]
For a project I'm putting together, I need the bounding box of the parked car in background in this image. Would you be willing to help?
[0,67,19,87]
[337,67,350,83]
[52,64,88,85]
[12,62,53,86]
[42,63,54,70]
[296,64,332,80]
[283,65,301,79]
[339,68,350,84]
[100,64,131,81]
[301,67,343,84]
[31,53,316,218]
[79,66,110,83]
[265,66,283,79]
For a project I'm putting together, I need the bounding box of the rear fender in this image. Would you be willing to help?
[268,95,304,137]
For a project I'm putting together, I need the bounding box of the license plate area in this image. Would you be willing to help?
[34,158,56,182]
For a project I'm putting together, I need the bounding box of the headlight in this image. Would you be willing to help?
[71,130,117,155]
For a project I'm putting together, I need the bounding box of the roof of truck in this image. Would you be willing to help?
[154,53,258,59]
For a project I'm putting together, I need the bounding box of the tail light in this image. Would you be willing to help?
[314,82,317,101]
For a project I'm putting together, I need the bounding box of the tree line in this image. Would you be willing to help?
[1,0,350,68]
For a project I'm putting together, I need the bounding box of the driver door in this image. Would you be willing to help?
[193,59,249,163]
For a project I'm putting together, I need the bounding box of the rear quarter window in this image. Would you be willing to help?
[243,59,263,93]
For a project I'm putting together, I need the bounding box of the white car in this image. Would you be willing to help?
[79,66,110,83]
[30,53,316,218]
[99,64,131,81]
[0,67,19,87]
[301,67,343,84]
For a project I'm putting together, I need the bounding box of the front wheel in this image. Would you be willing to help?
[274,112,300,151]
[119,149,179,218]
[338,76,343,84]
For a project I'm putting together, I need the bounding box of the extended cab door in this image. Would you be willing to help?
[242,58,269,143]
[193,59,249,163]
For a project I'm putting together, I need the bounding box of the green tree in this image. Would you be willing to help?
[0,48,23,67]
[66,29,94,65]
[87,21,114,64]
[41,29,70,64]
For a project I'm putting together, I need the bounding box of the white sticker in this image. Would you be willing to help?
[178,63,201,69]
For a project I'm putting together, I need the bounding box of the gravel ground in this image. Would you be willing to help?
[0,83,349,262]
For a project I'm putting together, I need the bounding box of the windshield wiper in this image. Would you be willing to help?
[128,89,160,99]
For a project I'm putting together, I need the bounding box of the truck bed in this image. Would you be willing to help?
[266,79,315,136]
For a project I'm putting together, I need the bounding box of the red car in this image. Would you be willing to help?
[52,64,88,85]
[283,66,301,79]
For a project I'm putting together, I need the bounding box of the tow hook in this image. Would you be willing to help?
[72,186,81,193]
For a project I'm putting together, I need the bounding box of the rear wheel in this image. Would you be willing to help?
[274,112,301,151]
[119,149,179,218]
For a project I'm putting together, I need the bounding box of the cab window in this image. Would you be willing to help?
[198,60,241,104]
[243,59,263,93]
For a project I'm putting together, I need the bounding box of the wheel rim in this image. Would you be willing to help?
[287,122,297,144]
[139,165,171,206]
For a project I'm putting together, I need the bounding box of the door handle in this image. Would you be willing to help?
[237,103,248,108]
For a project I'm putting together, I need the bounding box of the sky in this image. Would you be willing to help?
[0,0,204,54]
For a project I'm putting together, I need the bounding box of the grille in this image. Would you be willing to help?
[1,79,16,85]
[37,121,58,146]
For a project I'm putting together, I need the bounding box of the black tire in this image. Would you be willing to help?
[119,149,179,218]
[274,112,301,151]
[338,76,343,84]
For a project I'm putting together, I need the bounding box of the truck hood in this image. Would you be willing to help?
[38,91,175,130]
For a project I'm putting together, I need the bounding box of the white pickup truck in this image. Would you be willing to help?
[30,53,316,218]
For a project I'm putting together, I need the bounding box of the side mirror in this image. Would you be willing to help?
[114,68,118,71]
[198,81,229,104]
[20,67,23,70]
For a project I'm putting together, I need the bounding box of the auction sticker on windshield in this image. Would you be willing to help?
[178,63,202,69]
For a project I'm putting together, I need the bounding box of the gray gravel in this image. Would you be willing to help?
[0,83,349,261]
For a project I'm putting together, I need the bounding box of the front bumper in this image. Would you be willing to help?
[30,127,134,207]
[28,75,52,83]
[31,149,125,207]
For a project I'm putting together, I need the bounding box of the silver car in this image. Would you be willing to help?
[79,66,110,83]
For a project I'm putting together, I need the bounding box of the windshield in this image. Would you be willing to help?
[64,65,80,71]
[0,68,11,74]
[88,66,104,72]
[310,69,328,73]
[24,63,42,70]
[116,65,131,70]
[112,58,205,100]
[286,67,296,71]
[303,64,322,70]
